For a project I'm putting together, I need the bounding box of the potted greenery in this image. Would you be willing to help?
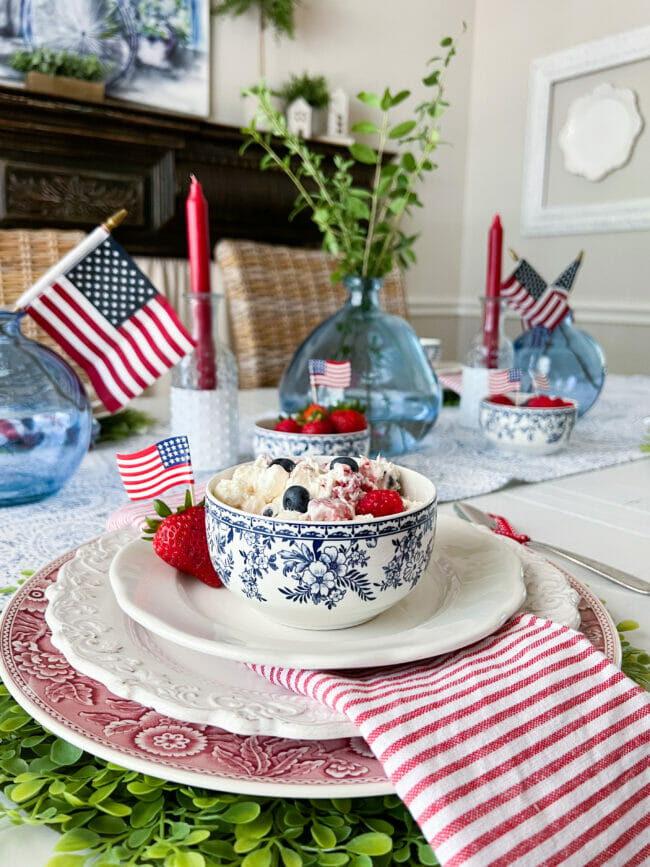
[213,0,301,125]
[9,47,111,103]
[241,31,464,454]
[279,71,330,134]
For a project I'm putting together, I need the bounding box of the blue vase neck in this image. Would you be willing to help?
[0,311,25,341]
[343,276,383,311]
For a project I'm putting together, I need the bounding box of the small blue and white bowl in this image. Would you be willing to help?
[205,459,437,630]
[479,394,578,455]
[253,417,370,460]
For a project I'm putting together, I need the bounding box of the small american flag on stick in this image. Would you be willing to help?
[117,436,194,501]
[501,257,578,332]
[19,227,194,413]
[308,359,352,389]
[488,367,522,395]
[532,370,550,393]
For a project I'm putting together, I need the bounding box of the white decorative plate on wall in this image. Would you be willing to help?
[558,82,643,182]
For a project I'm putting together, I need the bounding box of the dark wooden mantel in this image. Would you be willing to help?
[0,87,372,257]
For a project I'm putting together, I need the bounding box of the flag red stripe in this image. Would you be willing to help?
[28,303,124,412]
[39,291,137,403]
[122,472,195,500]
[120,319,170,376]
[140,302,185,362]
[149,294,195,353]
[127,314,178,370]
[121,467,193,493]
[116,444,158,462]
[119,463,191,485]
[52,282,149,393]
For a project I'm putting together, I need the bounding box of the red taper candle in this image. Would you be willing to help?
[186,174,216,389]
[483,214,503,368]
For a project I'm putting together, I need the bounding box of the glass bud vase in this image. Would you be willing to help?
[513,313,606,417]
[170,294,239,472]
[279,276,441,456]
[0,311,92,506]
[460,298,514,428]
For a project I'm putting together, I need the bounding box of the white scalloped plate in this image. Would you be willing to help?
[47,522,588,740]
[107,515,527,669]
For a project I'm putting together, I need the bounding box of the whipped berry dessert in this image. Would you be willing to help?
[214,455,417,521]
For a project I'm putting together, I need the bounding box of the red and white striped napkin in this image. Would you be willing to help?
[251,615,650,866]
[106,482,207,532]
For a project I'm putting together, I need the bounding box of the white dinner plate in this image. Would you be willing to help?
[109,515,527,669]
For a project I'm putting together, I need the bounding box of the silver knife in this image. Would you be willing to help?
[454,501,650,595]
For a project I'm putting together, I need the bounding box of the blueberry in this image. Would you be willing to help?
[330,457,359,472]
[269,458,296,473]
[262,505,278,517]
[282,485,310,513]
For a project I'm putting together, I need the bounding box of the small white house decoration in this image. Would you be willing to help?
[286,97,312,139]
[327,88,349,138]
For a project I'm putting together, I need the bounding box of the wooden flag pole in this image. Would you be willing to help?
[12,208,128,312]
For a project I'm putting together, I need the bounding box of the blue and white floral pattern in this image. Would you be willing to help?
[253,420,370,459]
[375,512,436,592]
[479,400,577,455]
[204,471,438,629]
[279,541,373,609]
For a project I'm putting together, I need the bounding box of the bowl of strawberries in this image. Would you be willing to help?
[479,393,578,455]
[254,401,371,459]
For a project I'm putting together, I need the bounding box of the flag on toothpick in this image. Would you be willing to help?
[532,370,550,393]
[308,359,352,390]
[501,256,578,331]
[437,370,463,394]
[488,367,522,395]
[17,214,195,413]
[116,436,194,501]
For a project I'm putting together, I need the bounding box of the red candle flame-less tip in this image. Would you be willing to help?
[186,174,216,389]
[483,214,503,368]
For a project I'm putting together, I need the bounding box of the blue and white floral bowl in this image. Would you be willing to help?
[479,395,578,455]
[205,460,437,630]
[253,417,371,460]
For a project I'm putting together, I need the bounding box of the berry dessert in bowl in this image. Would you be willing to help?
[205,455,437,630]
[479,393,578,455]
[254,401,371,459]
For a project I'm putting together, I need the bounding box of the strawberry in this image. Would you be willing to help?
[356,489,405,517]
[330,408,367,433]
[274,418,301,432]
[488,394,515,405]
[302,418,334,434]
[297,403,329,424]
[143,492,222,588]
[526,395,556,408]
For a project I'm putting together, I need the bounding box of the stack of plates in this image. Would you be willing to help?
[0,517,620,797]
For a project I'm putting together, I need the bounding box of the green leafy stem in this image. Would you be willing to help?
[240,28,464,282]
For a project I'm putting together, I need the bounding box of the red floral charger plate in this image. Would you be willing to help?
[0,547,620,798]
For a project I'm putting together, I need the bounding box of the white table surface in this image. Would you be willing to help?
[2,390,649,863]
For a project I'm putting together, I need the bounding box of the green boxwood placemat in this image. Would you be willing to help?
[0,600,648,867]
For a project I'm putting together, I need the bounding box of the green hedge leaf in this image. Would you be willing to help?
[346,832,392,856]
[50,740,84,766]
[351,121,379,135]
[349,143,377,165]
[55,828,101,851]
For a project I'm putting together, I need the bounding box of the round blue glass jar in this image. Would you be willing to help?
[279,276,441,455]
[0,311,92,506]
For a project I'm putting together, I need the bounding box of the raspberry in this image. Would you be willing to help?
[356,489,405,517]
[274,418,301,432]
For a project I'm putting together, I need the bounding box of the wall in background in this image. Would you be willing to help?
[459,0,650,373]
[210,0,475,359]
[210,1,649,373]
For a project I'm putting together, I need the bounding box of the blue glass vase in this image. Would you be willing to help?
[513,313,606,417]
[279,276,441,456]
[0,311,92,506]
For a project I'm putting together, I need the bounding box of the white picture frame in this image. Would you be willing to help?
[521,25,650,236]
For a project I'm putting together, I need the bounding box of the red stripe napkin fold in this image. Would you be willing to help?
[251,615,650,867]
